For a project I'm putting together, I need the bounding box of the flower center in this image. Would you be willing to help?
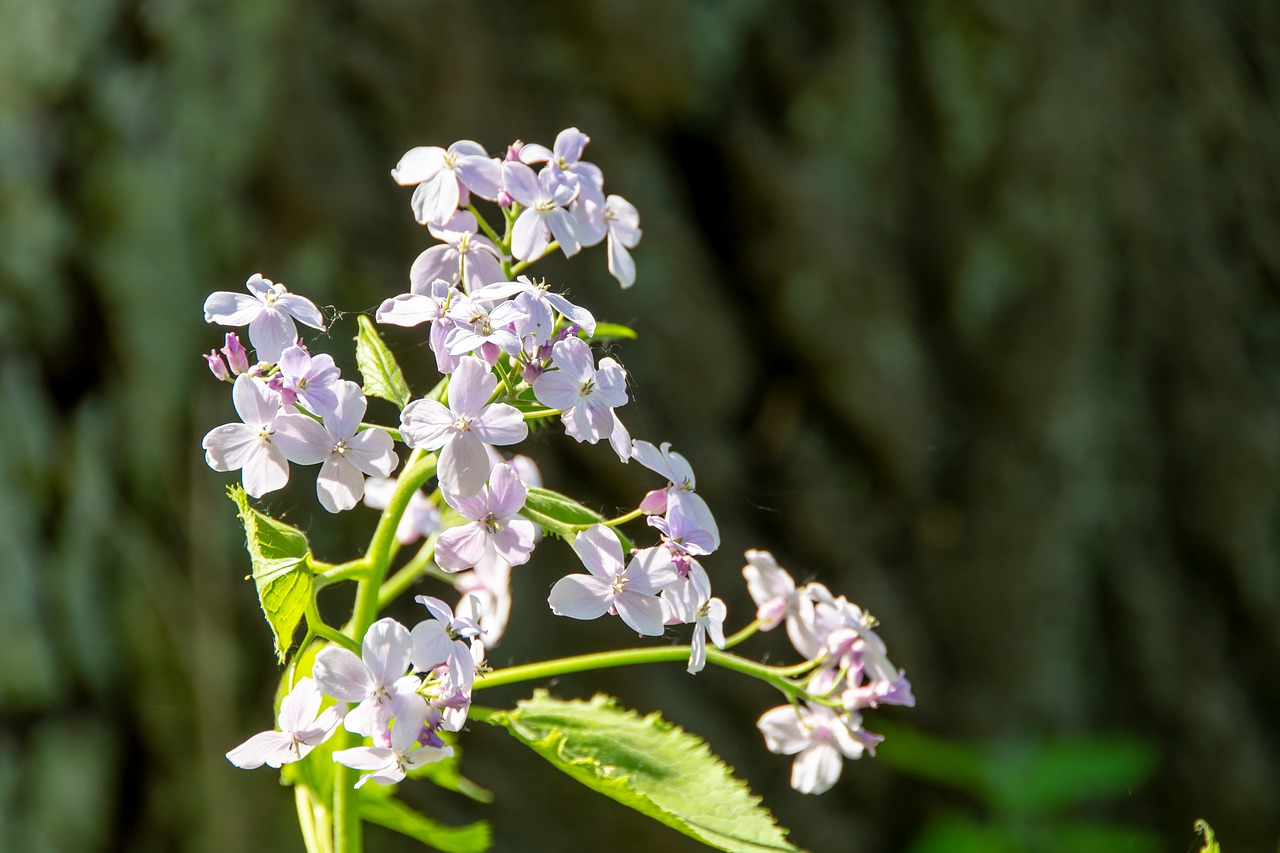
[577,379,595,398]
[609,573,629,596]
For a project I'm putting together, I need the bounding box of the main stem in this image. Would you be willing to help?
[333,449,438,853]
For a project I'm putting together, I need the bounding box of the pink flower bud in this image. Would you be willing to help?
[640,488,668,516]
[504,141,524,162]
[497,188,514,208]
[204,350,230,381]
[221,333,249,374]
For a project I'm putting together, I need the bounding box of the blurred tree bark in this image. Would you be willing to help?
[1,0,1276,851]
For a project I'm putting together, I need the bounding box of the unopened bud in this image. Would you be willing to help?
[221,333,249,374]
[204,351,230,381]
[497,188,514,208]
[504,141,524,162]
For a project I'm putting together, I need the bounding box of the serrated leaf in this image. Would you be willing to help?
[355,314,411,409]
[584,322,637,341]
[488,692,798,853]
[357,794,491,853]
[228,485,313,663]
[520,488,634,551]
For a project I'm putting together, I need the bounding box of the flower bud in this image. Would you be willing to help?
[640,488,668,516]
[221,333,249,374]
[497,188,514,208]
[504,141,524,162]
[204,351,230,381]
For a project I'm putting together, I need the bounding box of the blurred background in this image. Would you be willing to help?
[2,0,1278,851]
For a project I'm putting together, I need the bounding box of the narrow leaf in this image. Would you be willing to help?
[520,487,634,550]
[358,794,491,853]
[355,314,411,409]
[228,485,314,662]
[488,692,797,853]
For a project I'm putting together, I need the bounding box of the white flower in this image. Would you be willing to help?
[757,702,869,795]
[331,694,452,788]
[225,677,345,770]
[203,274,325,363]
[548,526,677,636]
[312,617,417,737]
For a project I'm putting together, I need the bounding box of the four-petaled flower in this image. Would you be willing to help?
[203,274,325,363]
[434,462,537,572]
[548,526,677,636]
[225,677,345,770]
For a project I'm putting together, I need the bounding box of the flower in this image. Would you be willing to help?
[548,526,677,636]
[399,356,528,497]
[632,440,719,550]
[501,160,581,261]
[225,677,344,770]
[393,141,502,227]
[312,617,417,737]
[203,274,325,363]
[603,195,641,288]
[273,344,342,416]
[532,337,628,446]
[434,462,537,571]
[411,595,484,695]
[410,211,504,294]
[331,694,452,788]
[757,702,870,795]
[201,374,330,498]
[742,550,822,658]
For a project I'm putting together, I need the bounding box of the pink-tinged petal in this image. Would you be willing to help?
[414,594,456,625]
[441,487,488,522]
[572,196,607,248]
[543,292,596,336]
[276,294,325,330]
[501,161,541,207]
[316,455,364,513]
[571,525,624,580]
[391,146,445,185]
[532,370,583,411]
[550,337,595,381]
[332,745,398,774]
[511,209,549,261]
[614,592,667,636]
[400,398,455,450]
[273,414,331,464]
[563,402,602,444]
[345,429,397,477]
[226,731,296,769]
[439,432,490,498]
[548,574,612,620]
[410,245,457,289]
[553,127,589,163]
[241,443,289,498]
[625,546,677,595]
[490,518,535,566]
[248,309,297,363]
[361,617,413,686]
[203,424,262,472]
[593,360,629,407]
[313,646,373,702]
[463,250,504,293]
[455,155,502,200]
[204,291,263,326]
[668,491,720,551]
[607,234,636,289]
[518,143,552,164]
[791,742,844,795]
[278,677,325,733]
[485,463,526,517]
[545,208,581,257]
[757,706,809,755]
[448,357,497,416]
[436,522,490,572]
[472,403,527,446]
[410,619,452,671]
[376,293,440,327]
[323,381,367,441]
[231,374,279,428]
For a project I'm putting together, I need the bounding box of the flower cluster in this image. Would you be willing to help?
[205,128,910,818]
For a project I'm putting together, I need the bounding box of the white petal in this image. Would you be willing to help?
[614,592,667,637]
[204,291,263,326]
[241,443,289,498]
[226,731,296,769]
[791,742,843,795]
[317,456,364,513]
[313,647,373,702]
[391,146,445,186]
[548,575,612,621]
[360,617,413,687]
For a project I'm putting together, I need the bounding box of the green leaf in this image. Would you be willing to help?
[488,692,797,853]
[355,314,411,409]
[357,794,491,853]
[410,754,495,804]
[228,485,313,663]
[520,488,634,550]
[584,322,637,341]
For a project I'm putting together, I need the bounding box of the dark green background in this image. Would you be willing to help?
[2,1,1277,851]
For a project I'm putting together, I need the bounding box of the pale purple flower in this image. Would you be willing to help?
[392,141,502,227]
[399,356,528,497]
[519,128,608,246]
[455,553,512,646]
[411,595,483,695]
[284,381,398,513]
[203,274,325,363]
[332,695,452,788]
[548,526,677,636]
[444,295,527,359]
[376,278,461,375]
[742,550,826,657]
[312,617,416,737]
[435,462,536,571]
[532,338,628,446]
[632,440,719,550]
[363,477,442,545]
[604,195,641,288]
[201,374,331,498]
[757,702,870,795]
[470,277,596,346]
[411,211,504,294]
[659,562,726,674]
[274,344,342,415]
[226,677,345,770]
[502,161,581,261]
[648,494,717,558]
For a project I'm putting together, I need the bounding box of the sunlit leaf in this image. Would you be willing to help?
[355,314,411,409]
[228,485,313,662]
[520,488,634,550]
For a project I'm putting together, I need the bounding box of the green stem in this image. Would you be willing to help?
[377,533,447,611]
[723,619,763,650]
[305,599,361,655]
[474,646,814,697]
[521,407,563,421]
[315,559,370,588]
